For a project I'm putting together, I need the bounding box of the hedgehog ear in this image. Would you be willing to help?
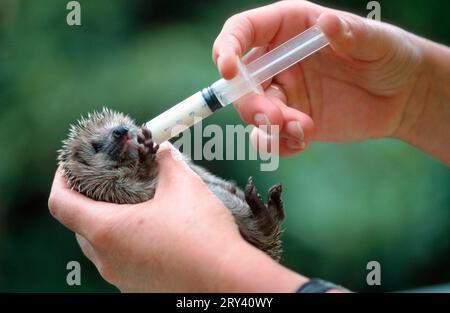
[91,141,103,153]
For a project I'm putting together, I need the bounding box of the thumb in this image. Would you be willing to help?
[154,142,204,193]
[318,12,393,62]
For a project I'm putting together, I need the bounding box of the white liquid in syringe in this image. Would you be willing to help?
[147,91,211,144]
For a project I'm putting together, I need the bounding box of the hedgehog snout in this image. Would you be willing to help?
[112,126,129,139]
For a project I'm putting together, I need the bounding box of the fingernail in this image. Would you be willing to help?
[338,17,351,36]
[254,113,270,126]
[286,120,304,140]
[286,121,306,150]
[286,139,305,151]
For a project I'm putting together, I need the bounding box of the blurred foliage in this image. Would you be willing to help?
[0,0,449,292]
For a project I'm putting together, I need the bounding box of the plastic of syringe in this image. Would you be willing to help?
[211,25,329,106]
[146,25,329,144]
[251,25,329,85]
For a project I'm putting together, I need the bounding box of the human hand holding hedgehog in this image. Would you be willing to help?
[49,140,306,292]
[49,1,450,293]
[57,109,285,260]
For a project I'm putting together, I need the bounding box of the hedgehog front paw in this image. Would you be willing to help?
[138,126,159,164]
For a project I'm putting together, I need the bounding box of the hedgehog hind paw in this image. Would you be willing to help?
[268,184,284,221]
[244,177,277,235]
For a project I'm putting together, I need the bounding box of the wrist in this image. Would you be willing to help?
[393,35,450,165]
[211,240,307,292]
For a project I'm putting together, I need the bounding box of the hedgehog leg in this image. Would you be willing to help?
[244,177,274,236]
[138,126,160,164]
[267,184,285,221]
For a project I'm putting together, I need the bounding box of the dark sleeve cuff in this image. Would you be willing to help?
[296,278,349,293]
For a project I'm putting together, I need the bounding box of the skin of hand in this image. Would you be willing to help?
[48,143,307,292]
[213,0,450,164]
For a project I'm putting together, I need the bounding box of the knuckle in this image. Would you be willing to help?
[224,13,242,27]
[223,14,251,46]
[47,191,60,217]
[346,14,369,41]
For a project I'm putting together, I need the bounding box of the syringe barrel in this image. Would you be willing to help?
[247,25,329,85]
[145,91,213,144]
[210,25,328,106]
[146,86,225,144]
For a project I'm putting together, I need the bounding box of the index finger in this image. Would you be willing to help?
[48,168,116,237]
[212,1,323,79]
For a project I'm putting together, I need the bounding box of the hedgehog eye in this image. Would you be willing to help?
[91,141,103,153]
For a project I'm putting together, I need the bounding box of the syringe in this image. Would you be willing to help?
[146,25,329,144]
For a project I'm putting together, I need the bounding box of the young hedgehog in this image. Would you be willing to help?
[58,108,285,260]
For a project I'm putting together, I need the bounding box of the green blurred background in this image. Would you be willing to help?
[0,0,449,292]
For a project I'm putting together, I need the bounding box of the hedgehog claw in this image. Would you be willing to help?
[138,126,159,165]
[137,133,145,144]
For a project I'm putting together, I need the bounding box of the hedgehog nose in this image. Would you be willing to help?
[112,126,129,139]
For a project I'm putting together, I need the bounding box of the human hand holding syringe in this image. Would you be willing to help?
[146,25,329,144]
[147,1,446,163]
